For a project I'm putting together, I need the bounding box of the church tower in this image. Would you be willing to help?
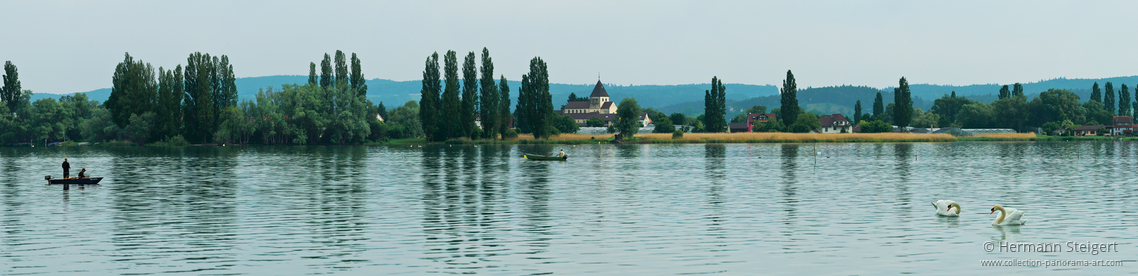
[589,80,609,109]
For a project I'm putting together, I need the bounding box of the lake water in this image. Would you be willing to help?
[1,142,1136,275]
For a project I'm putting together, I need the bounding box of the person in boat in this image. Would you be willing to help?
[558,149,565,158]
[78,168,86,179]
[62,158,71,178]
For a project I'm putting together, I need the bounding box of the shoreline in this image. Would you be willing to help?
[13,133,1131,148]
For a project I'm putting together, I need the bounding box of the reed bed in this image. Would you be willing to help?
[635,132,954,143]
[975,133,1036,139]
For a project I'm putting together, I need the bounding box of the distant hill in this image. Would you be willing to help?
[28,75,1135,115]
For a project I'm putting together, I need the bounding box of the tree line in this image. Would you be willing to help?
[853,80,1138,134]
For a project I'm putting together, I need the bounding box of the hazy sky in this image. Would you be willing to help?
[4,0,1138,94]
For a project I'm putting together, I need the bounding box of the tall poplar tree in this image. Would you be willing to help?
[461,52,478,138]
[498,75,511,139]
[1012,83,1024,97]
[308,62,317,85]
[873,92,884,119]
[334,50,348,85]
[998,85,1010,100]
[1120,84,1132,116]
[320,53,333,88]
[1,61,22,112]
[894,77,913,129]
[520,57,551,138]
[1091,82,1102,103]
[441,50,461,139]
[780,70,799,127]
[703,77,726,132]
[419,52,441,141]
[350,53,367,97]
[1104,82,1116,115]
[516,74,530,134]
[213,55,238,123]
[106,52,158,128]
[854,100,862,125]
[156,66,183,139]
[183,52,216,143]
[479,48,498,140]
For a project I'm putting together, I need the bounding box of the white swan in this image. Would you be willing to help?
[990,205,1027,226]
[932,200,961,216]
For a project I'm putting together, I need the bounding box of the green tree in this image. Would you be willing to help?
[992,95,1028,130]
[155,66,183,139]
[587,117,606,127]
[2,61,22,112]
[419,53,441,141]
[334,50,348,85]
[669,112,686,128]
[703,76,726,132]
[461,51,478,138]
[653,116,675,133]
[389,101,423,138]
[998,85,1010,99]
[872,91,884,119]
[1012,83,1024,97]
[308,62,317,85]
[377,101,387,120]
[479,48,499,140]
[554,115,579,134]
[853,100,862,126]
[615,97,642,138]
[780,71,800,128]
[912,110,940,129]
[519,57,552,138]
[213,55,238,128]
[1119,84,1131,116]
[441,50,461,139]
[1104,82,1115,115]
[1027,88,1086,126]
[124,111,156,145]
[320,53,333,88]
[858,120,892,133]
[350,53,367,97]
[956,101,993,128]
[1091,82,1102,103]
[789,112,820,133]
[106,53,157,129]
[498,75,511,139]
[1083,100,1112,126]
[182,52,216,143]
[893,77,913,128]
[930,93,970,127]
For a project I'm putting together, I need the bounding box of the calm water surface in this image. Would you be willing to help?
[2,142,1137,275]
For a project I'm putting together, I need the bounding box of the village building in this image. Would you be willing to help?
[557,80,650,127]
[818,114,851,133]
[1112,116,1133,136]
[728,113,778,133]
[1073,125,1106,136]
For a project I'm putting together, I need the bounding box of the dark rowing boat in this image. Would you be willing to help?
[44,176,103,185]
[523,154,568,161]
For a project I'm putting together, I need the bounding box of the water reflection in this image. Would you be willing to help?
[991,225,1022,242]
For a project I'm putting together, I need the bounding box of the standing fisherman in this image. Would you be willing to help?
[62,158,70,178]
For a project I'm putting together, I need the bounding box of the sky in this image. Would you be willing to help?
[4,0,1138,95]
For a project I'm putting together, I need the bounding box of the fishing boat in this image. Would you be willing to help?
[523,154,568,161]
[44,176,103,185]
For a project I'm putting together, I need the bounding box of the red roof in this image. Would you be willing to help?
[1114,116,1133,125]
[590,81,609,97]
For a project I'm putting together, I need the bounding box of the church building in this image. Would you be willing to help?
[558,81,619,126]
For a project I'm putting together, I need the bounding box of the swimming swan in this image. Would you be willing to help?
[989,205,1027,226]
[932,200,961,216]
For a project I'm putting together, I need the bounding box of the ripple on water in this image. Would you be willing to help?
[1,143,1136,275]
